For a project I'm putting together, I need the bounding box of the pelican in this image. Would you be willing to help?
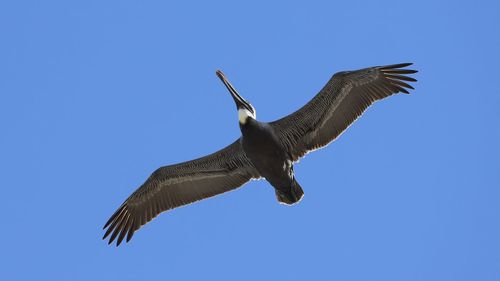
[103,63,417,246]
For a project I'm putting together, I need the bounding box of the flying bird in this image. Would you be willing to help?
[103,63,417,246]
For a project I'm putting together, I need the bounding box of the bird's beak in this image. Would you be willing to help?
[216,70,253,113]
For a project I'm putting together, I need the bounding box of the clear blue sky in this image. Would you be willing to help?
[1,1,499,280]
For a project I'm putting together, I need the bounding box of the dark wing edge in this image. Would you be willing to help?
[271,63,418,161]
[102,139,259,246]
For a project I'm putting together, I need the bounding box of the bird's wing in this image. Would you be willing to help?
[103,139,259,246]
[270,63,417,162]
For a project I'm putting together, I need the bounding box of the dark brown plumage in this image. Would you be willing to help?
[271,63,417,161]
[103,140,259,246]
[103,63,417,246]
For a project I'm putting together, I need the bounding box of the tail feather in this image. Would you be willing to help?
[275,179,304,205]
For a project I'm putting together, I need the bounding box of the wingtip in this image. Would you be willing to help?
[380,62,413,69]
[381,64,418,94]
[126,229,135,243]
[397,62,413,68]
[103,220,111,230]
[379,63,418,74]
[383,69,418,75]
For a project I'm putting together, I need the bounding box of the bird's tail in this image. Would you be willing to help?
[275,179,304,205]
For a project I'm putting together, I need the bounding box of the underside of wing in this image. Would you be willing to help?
[271,63,418,161]
[103,139,259,246]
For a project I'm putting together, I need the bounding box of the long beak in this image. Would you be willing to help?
[216,70,252,111]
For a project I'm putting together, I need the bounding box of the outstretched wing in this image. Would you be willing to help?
[103,139,259,246]
[271,63,417,161]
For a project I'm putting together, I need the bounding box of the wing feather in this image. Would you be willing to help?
[271,63,417,161]
[103,139,259,246]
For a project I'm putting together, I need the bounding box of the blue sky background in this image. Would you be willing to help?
[1,1,499,280]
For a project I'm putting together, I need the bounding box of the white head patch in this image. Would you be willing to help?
[238,108,256,124]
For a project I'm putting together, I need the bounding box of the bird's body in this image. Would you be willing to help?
[240,118,302,204]
[103,63,418,246]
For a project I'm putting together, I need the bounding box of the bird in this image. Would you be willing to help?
[103,63,417,246]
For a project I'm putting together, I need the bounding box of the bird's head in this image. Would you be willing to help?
[216,70,256,125]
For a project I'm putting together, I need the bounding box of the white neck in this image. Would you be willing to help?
[238,108,256,124]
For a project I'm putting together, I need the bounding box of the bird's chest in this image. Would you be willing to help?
[240,121,289,178]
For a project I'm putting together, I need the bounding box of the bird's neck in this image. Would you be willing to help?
[238,108,256,125]
[239,117,262,140]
